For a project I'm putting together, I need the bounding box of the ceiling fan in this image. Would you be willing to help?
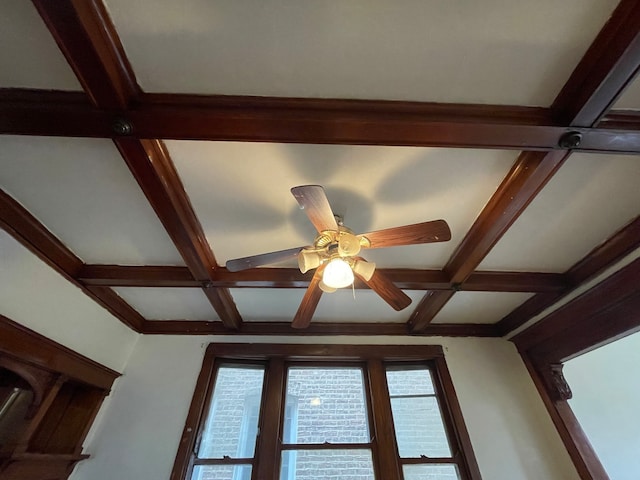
[226,185,451,328]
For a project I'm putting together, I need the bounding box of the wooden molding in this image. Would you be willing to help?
[114,138,242,330]
[4,88,640,153]
[77,264,565,292]
[142,320,499,337]
[409,151,568,331]
[538,363,573,401]
[498,215,640,335]
[0,189,145,332]
[32,0,140,109]
[551,0,640,127]
[522,354,609,480]
[0,314,119,389]
[513,256,640,356]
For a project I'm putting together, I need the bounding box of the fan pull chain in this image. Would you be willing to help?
[352,282,356,299]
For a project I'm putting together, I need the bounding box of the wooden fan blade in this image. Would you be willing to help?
[291,185,338,233]
[226,246,306,272]
[359,220,451,248]
[292,265,325,328]
[355,268,412,311]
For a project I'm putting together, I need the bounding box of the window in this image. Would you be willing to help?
[173,345,480,480]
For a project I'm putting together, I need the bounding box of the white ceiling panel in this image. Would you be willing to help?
[0,0,81,90]
[612,76,640,109]
[104,0,616,105]
[431,291,534,324]
[231,288,304,322]
[479,153,640,272]
[113,287,217,320]
[0,136,184,265]
[168,141,515,269]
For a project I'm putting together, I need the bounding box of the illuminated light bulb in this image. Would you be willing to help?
[322,258,354,289]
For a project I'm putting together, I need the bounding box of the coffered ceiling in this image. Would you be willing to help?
[1,0,639,337]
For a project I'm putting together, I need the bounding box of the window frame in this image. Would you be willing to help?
[171,344,481,480]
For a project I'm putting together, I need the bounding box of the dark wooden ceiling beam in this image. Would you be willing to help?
[0,190,145,332]
[142,320,499,337]
[77,264,565,292]
[33,0,242,330]
[497,214,640,336]
[551,0,640,127]
[115,139,242,329]
[513,255,640,354]
[411,0,640,332]
[5,88,640,153]
[409,151,569,331]
[31,0,139,109]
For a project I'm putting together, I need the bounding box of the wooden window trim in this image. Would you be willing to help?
[171,343,481,480]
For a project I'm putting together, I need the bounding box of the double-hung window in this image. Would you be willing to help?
[172,344,481,480]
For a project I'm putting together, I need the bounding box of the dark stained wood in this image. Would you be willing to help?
[463,271,567,292]
[78,265,199,287]
[0,190,82,277]
[84,286,146,332]
[170,348,216,480]
[498,215,640,335]
[114,138,241,329]
[521,354,610,480]
[408,290,455,330]
[0,315,119,390]
[225,246,306,272]
[513,255,640,353]
[551,0,640,127]
[291,267,324,328]
[291,185,339,232]
[409,150,568,331]
[433,356,483,480]
[78,264,564,292]
[5,88,640,153]
[360,220,451,248]
[446,151,569,285]
[358,270,413,311]
[143,320,499,337]
[254,358,285,480]
[206,343,444,360]
[32,0,139,109]
[366,359,402,479]
[529,291,640,364]
[0,190,145,332]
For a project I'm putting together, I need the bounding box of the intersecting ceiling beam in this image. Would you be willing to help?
[78,264,566,292]
[32,0,139,109]
[32,0,242,330]
[551,0,640,127]
[4,88,640,153]
[115,139,242,329]
[0,190,145,332]
[409,0,640,333]
[408,151,568,331]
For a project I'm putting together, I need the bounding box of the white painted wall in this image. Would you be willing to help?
[71,335,579,480]
[0,230,139,372]
[564,332,640,480]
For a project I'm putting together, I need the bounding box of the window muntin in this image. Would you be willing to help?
[175,345,480,480]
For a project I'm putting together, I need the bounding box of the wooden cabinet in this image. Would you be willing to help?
[0,316,119,480]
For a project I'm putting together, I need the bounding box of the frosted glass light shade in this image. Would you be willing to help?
[353,260,376,281]
[323,258,354,288]
[298,250,321,274]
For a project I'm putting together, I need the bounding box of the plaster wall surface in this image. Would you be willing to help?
[71,335,579,480]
